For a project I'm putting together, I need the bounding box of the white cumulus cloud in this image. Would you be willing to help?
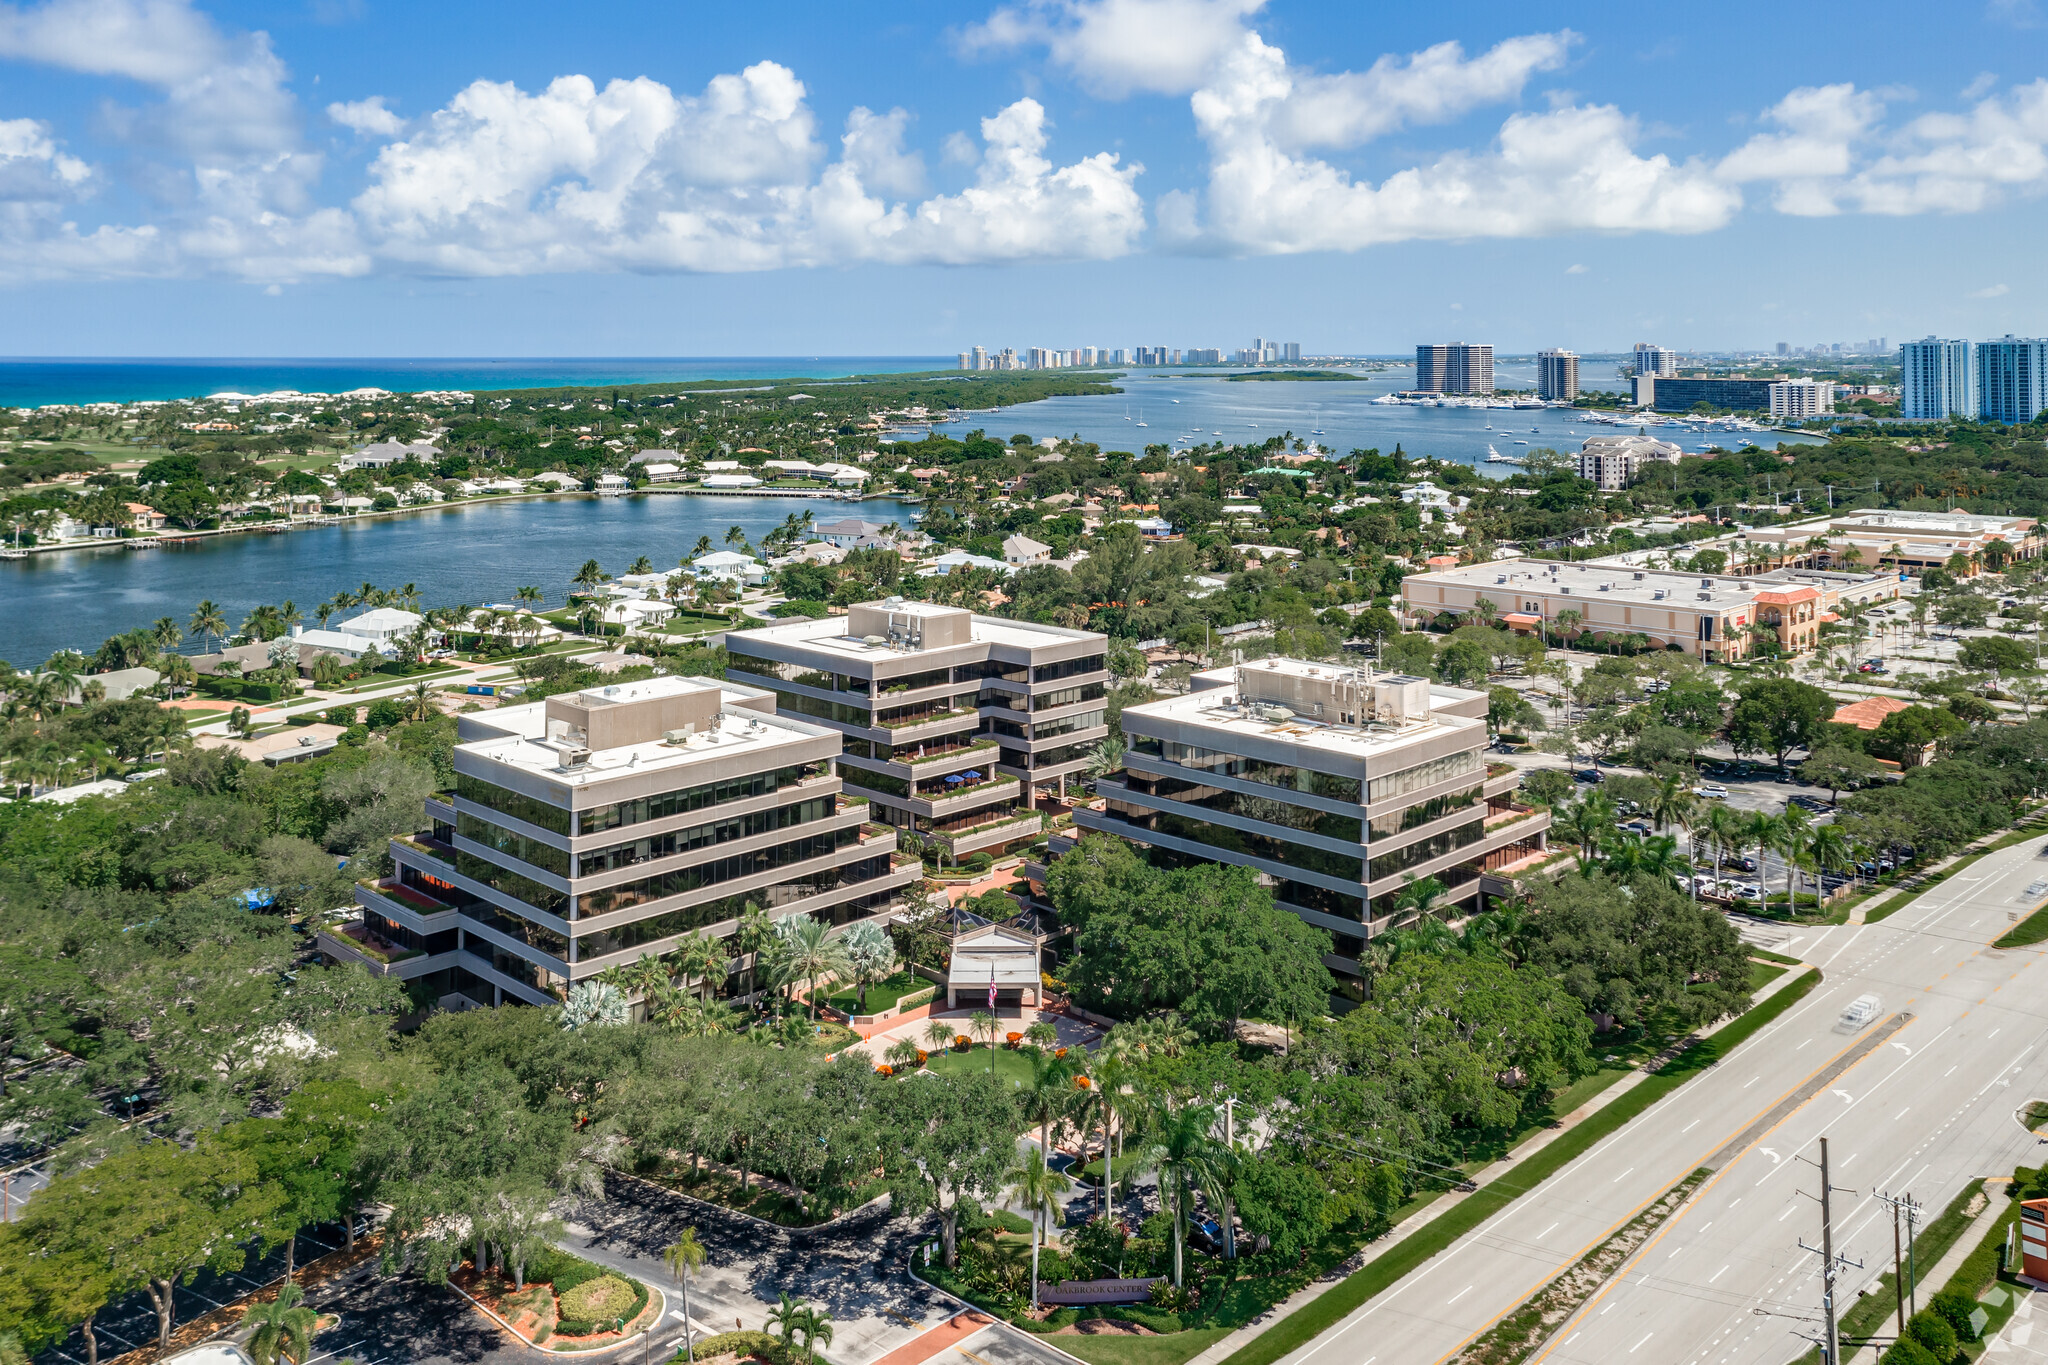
[328,96,405,137]
[959,0,1267,96]
[353,68,1142,274]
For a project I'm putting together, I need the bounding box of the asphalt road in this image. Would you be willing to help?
[1274,834,2048,1365]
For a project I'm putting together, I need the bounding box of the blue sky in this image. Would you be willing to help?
[0,0,2043,356]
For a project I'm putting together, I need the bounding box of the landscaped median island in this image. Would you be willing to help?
[1447,1168,1710,1365]
[452,1247,659,1351]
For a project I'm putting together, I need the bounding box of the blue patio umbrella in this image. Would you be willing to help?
[962,770,982,780]
[945,774,964,784]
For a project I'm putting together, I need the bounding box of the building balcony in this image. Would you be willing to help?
[1483,804,1548,834]
[358,875,463,915]
[316,917,427,977]
[927,810,1043,857]
[897,736,1001,771]
[912,775,1020,817]
[1483,765,1521,799]
[392,833,456,868]
[425,792,456,824]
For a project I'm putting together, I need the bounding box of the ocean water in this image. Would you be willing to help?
[0,493,914,666]
[0,356,956,409]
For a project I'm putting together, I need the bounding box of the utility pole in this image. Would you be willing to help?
[1797,1137,1862,1365]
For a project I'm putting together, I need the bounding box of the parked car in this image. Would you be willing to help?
[1733,855,1759,873]
[1695,783,1730,799]
[1642,679,1670,694]
[1727,882,1763,900]
[1576,768,1605,784]
[1622,819,1652,836]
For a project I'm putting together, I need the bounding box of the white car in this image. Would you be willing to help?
[1836,994,1883,1032]
[1694,783,1730,799]
[1727,882,1763,900]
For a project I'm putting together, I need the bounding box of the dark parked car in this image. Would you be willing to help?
[1576,768,1605,784]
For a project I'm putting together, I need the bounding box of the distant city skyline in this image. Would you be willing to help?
[0,1,2042,356]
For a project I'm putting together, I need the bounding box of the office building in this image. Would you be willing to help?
[1415,343,1494,395]
[1185,348,1223,364]
[1577,434,1683,490]
[1633,343,1678,378]
[1776,342,1789,357]
[1901,337,1976,420]
[1284,342,1301,362]
[725,600,1109,860]
[1631,375,1778,412]
[1537,349,1580,401]
[1402,559,1828,664]
[1768,378,1835,419]
[1738,508,2041,574]
[1977,336,2048,425]
[329,675,917,1009]
[1068,659,1550,973]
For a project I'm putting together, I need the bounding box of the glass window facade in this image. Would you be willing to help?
[577,826,862,917]
[1033,709,1105,741]
[573,856,892,958]
[1128,737,1363,804]
[1366,750,1482,804]
[456,850,570,916]
[457,774,571,835]
[876,666,951,694]
[1277,880,1366,922]
[1367,785,1482,836]
[1032,654,1105,683]
[726,655,868,694]
[1100,804,1366,881]
[458,812,570,877]
[1121,771,1362,842]
[875,693,979,729]
[576,795,832,875]
[1034,682,1106,712]
[1366,818,1485,881]
[578,764,819,836]
[462,898,571,961]
[956,659,1029,683]
[773,690,876,728]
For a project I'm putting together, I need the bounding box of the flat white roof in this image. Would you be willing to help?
[1125,672,1480,761]
[1411,559,1774,609]
[731,611,1090,656]
[460,677,818,788]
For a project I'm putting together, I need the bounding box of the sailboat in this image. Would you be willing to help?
[1135,408,1147,428]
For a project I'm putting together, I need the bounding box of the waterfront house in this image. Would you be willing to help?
[288,627,370,662]
[639,462,686,483]
[75,666,160,702]
[1131,517,1180,541]
[125,502,167,532]
[691,550,768,585]
[594,474,630,494]
[703,473,764,490]
[630,448,682,465]
[334,608,427,644]
[599,599,676,629]
[326,495,373,515]
[816,517,892,547]
[529,472,582,490]
[340,439,438,471]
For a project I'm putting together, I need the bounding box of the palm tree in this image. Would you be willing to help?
[571,558,608,595]
[766,1294,805,1354]
[733,903,773,1001]
[663,1229,707,1362]
[724,525,748,549]
[1001,1147,1072,1312]
[1808,824,1853,910]
[515,585,544,611]
[770,915,852,1018]
[1079,1050,1134,1215]
[245,1282,320,1365]
[628,555,654,576]
[924,1016,959,1054]
[40,650,85,706]
[151,616,183,651]
[189,600,227,653]
[1705,804,1742,895]
[1132,1101,1222,1288]
[792,1306,833,1365]
[1775,802,1814,909]
[1019,1047,1077,1155]
[1744,810,1781,904]
[839,921,896,1011]
[690,535,714,560]
[1390,872,1452,929]
[1557,797,1610,866]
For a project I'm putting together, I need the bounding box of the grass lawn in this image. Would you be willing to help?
[817,971,935,1016]
[924,1043,1039,1087]
[180,708,230,727]
[1747,961,1788,992]
[1796,1177,1989,1362]
[1057,1329,1235,1365]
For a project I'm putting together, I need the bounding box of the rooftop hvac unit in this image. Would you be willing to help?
[662,726,695,745]
[561,747,592,768]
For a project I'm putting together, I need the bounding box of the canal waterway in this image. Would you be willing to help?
[0,494,912,667]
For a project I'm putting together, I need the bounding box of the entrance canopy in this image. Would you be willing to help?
[946,923,1041,1010]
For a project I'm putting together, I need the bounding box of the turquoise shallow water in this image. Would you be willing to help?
[0,356,954,408]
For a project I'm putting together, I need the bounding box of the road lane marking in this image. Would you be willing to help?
[1710,1265,1729,1283]
[1682,1120,1701,1133]
[1895,1107,1910,1121]
[1630,1333,1654,1353]
[1781,1205,1797,1220]
[1539,1223,1557,1238]
[1447,1285,1472,1304]
[1612,1167,1636,1183]
[1744,1075,1761,1088]
[1796,1038,1812,1050]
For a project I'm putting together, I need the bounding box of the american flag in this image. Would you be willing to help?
[988,961,997,1011]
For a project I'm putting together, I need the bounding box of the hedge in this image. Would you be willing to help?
[681,1331,800,1365]
[197,675,287,702]
[555,1274,649,1337]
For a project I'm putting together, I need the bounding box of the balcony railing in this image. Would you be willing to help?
[360,876,459,913]
[931,810,1041,843]
[905,737,1000,767]
[858,822,895,844]
[888,850,922,869]
[321,919,423,965]
[395,833,456,866]
[1483,805,1545,832]
[916,773,1018,803]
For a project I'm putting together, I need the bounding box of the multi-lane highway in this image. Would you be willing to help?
[1278,834,2048,1365]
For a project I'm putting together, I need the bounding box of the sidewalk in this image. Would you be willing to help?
[1844,1179,2008,1365]
[1180,963,1816,1365]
